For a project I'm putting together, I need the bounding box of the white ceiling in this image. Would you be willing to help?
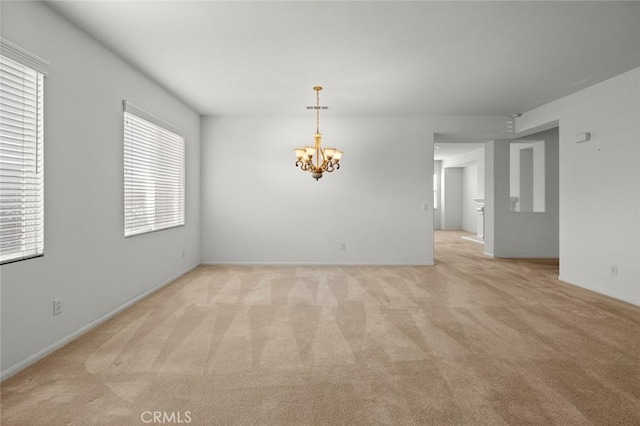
[45,1,640,116]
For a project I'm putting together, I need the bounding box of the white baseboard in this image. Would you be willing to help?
[200,261,435,266]
[461,235,484,245]
[488,253,559,259]
[0,263,200,382]
[557,275,640,307]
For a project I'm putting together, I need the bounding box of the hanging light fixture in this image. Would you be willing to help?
[294,86,343,180]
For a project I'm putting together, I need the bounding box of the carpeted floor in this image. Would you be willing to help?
[2,231,640,425]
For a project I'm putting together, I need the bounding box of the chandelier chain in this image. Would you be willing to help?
[316,87,320,134]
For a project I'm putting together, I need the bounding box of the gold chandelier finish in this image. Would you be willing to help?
[294,86,343,180]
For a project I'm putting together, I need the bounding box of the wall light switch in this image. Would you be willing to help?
[53,298,62,315]
[574,132,590,143]
[421,203,428,211]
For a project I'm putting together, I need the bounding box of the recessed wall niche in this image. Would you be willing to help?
[510,140,545,212]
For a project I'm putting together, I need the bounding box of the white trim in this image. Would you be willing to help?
[494,255,559,259]
[0,38,50,76]
[0,263,199,382]
[558,275,640,307]
[123,100,185,137]
[483,252,558,259]
[200,261,435,266]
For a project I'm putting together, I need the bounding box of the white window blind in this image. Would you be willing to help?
[124,103,185,237]
[0,54,45,264]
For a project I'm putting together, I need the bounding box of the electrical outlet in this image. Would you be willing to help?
[611,265,618,276]
[340,242,346,250]
[182,250,185,258]
[421,203,428,211]
[53,298,62,315]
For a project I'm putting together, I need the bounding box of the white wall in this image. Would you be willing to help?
[532,142,545,212]
[484,142,497,253]
[0,2,201,378]
[517,67,640,306]
[510,142,545,212]
[440,147,484,233]
[519,148,534,212]
[462,165,478,233]
[484,128,559,259]
[433,161,442,229]
[441,147,485,197]
[442,168,463,230]
[201,116,506,265]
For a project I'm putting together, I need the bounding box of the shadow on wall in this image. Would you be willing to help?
[485,128,559,258]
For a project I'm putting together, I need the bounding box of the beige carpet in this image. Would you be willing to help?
[2,231,640,425]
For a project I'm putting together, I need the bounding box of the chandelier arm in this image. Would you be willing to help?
[300,162,310,171]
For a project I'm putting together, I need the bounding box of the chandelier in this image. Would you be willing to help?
[294,86,343,180]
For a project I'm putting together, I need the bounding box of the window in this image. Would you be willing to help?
[0,42,48,264]
[124,102,185,237]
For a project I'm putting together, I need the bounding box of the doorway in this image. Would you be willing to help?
[433,143,486,262]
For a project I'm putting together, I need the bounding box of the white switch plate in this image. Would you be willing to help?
[53,298,62,315]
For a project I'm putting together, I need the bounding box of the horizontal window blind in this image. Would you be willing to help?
[124,106,185,237]
[0,54,44,264]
